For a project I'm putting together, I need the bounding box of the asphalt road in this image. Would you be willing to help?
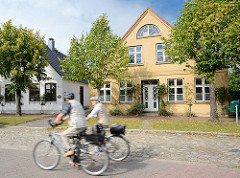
[1,148,240,178]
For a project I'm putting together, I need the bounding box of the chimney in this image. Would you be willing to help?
[48,38,55,51]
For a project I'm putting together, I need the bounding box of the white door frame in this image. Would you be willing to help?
[143,84,158,112]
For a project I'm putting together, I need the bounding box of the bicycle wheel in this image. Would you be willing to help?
[105,135,130,161]
[33,140,61,170]
[80,143,109,176]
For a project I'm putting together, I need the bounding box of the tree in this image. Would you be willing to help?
[229,67,240,91]
[0,20,49,116]
[163,0,240,121]
[61,14,129,92]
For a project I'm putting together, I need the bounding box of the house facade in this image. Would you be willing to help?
[0,38,89,114]
[89,8,228,117]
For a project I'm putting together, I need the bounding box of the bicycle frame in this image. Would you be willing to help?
[48,131,68,152]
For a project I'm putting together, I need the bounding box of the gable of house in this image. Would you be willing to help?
[89,8,228,117]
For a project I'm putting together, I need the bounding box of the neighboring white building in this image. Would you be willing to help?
[0,38,89,114]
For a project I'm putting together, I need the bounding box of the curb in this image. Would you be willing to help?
[126,129,240,136]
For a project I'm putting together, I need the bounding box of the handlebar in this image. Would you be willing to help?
[48,119,64,128]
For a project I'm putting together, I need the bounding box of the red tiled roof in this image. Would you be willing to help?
[122,8,172,40]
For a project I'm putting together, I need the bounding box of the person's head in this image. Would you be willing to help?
[90,96,101,106]
[64,92,75,101]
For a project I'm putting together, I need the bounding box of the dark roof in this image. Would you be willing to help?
[45,46,88,84]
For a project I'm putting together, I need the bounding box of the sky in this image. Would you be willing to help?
[0,0,186,54]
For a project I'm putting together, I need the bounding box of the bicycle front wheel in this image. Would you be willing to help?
[33,140,61,170]
[80,143,109,176]
[105,135,130,161]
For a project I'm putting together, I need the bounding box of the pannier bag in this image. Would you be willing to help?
[110,124,126,135]
[85,133,105,145]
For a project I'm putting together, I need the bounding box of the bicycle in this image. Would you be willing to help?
[97,123,130,161]
[33,120,109,176]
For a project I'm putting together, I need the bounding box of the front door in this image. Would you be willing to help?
[143,85,158,112]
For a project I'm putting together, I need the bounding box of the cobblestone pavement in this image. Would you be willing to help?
[1,121,240,169]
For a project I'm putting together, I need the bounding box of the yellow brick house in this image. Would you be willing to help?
[89,8,228,117]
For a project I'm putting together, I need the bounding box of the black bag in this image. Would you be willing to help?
[110,124,126,135]
[85,133,105,145]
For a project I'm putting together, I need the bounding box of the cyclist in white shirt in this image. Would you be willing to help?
[86,96,110,134]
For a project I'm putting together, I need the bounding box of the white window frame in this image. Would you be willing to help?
[137,24,160,38]
[156,44,170,63]
[99,82,111,103]
[195,78,210,102]
[168,79,184,102]
[119,81,133,103]
[129,46,142,64]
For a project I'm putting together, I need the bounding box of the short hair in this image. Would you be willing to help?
[90,96,101,101]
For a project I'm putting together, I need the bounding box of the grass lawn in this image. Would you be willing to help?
[152,120,240,134]
[0,116,43,126]
[1,115,240,134]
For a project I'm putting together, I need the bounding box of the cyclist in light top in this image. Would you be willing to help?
[53,92,87,157]
[86,96,110,134]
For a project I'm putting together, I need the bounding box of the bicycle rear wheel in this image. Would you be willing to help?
[80,143,109,176]
[33,140,61,170]
[105,135,130,161]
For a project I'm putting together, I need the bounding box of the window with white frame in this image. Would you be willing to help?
[45,83,56,101]
[119,81,133,103]
[168,79,184,102]
[100,82,111,102]
[137,24,160,38]
[156,44,170,62]
[129,46,142,64]
[195,78,210,102]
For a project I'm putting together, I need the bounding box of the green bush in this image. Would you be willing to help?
[159,109,172,116]
[109,108,123,116]
[127,103,145,115]
[184,111,196,117]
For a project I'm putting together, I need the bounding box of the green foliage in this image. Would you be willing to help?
[109,108,123,116]
[127,103,145,115]
[164,0,240,78]
[163,0,240,120]
[131,84,143,103]
[184,111,196,117]
[154,84,172,116]
[61,14,130,90]
[229,67,240,91]
[0,20,48,115]
[215,86,231,104]
[159,108,173,116]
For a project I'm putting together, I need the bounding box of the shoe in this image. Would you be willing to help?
[64,149,74,157]
[94,146,100,153]
[69,161,80,167]
[89,146,100,154]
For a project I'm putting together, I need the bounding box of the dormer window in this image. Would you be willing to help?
[137,24,160,38]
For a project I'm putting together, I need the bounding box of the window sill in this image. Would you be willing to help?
[101,101,111,104]
[156,62,171,65]
[195,101,210,104]
[168,101,185,104]
[119,102,133,104]
[127,63,144,67]
[136,34,161,39]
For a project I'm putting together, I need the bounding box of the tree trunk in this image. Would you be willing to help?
[209,79,219,121]
[16,90,22,116]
